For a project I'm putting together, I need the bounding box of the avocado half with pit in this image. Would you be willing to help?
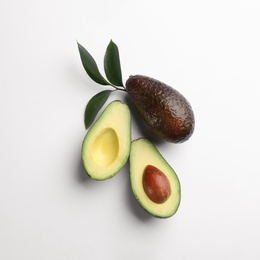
[130,138,181,218]
[82,100,131,180]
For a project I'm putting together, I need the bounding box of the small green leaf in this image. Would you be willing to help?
[84,90,113,129]
[77,42,110,86]
[104,40,123,87]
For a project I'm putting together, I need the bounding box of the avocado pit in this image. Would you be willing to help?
[143,165,171,204]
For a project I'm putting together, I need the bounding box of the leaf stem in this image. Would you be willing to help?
[113,86,127,92]
[108,83,126,92]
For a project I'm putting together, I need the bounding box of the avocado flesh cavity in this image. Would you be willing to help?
[82,100,131,180]
[130,138,181,218]
[92,128,119,167]
[126,75,195,143]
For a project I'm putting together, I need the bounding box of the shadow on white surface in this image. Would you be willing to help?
[74,152,155,222]
[123,161,155,222]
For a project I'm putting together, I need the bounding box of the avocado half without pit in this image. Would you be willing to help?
[130,138,181,218]
[81,100,131,180]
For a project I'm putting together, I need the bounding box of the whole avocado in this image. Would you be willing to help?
[126,75,195,143]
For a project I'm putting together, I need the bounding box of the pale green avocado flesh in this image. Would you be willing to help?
[82,100,131,180]
[130,138,181,218]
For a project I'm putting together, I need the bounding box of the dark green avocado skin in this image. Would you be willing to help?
[125,75,195,143]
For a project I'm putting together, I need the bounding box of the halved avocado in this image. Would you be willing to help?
[130,138,181,218]
[82,100,131,180]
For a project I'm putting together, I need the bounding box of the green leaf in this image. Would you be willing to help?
[77,42,110,86]
[104,40,123,87]
[84,90,113,129]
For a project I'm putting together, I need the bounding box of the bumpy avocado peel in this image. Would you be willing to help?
[78,40,195,218]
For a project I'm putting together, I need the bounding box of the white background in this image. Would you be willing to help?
[1,0,260,259]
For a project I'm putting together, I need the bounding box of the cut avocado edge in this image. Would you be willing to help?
[129,138,181,218]
[81,100,131,180]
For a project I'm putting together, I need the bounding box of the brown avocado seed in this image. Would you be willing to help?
[143,165,171,204]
